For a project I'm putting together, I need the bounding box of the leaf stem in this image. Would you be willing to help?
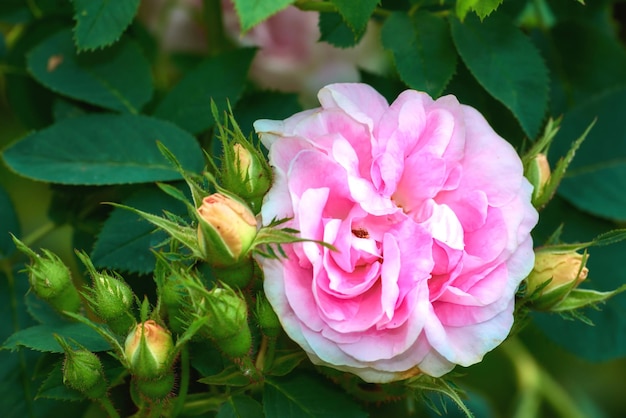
[502,338,587,418]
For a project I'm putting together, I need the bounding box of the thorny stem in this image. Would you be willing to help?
[171,346,190,417]
[502,338,587,418]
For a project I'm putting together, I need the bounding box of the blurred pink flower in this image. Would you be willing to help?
[254,83,538,383]
[138,1,387,102]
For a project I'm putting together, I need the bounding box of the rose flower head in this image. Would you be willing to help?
[254,83,538,383]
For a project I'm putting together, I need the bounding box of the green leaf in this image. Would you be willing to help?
[552,285,626,313]
[2,113,204,185]
[263,373,367,418]
[318,12,363,48]
[91,186,188,274]
[536,20,626,115]
[456,0,503,21]
[217,395,264,418]
[72,0,140,50]
[328,0,378,36]
[198,364,252,387]
[382,11,457,98]
[154,48,255,134]
[27,29,153,113]
[550,88,626,221]
[37,361,84,401]
[0,186,20,259]
[450,13,548,138]
[231,0,294,32]
[266,350,306,376]
[2,322,111,353]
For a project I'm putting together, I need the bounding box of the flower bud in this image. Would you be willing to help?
[125,320,175,379]
[57,337,107,400]
[89,273,136,335]
[526,250,589,310]
[201,286,251,358]
[12,237,81,314]
[255,293,281,338]
[196,193,258,267]
[160,272,188,334]
[526,153,551,204]
[231,143,272,210]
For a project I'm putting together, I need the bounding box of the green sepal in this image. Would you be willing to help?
[551,284,626,313]
[107,202,204,259]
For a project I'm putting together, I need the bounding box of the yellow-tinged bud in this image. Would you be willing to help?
[527,250,589,310]
[125,320,174,379]
[526,153,551,204]
[232,143,272,210]
[196,193,258,267]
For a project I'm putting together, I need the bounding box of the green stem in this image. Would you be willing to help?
[21,221,57,248]
[204,0,227,55]
[98,397,121,418]
[171,346,190,417]
[26,0,42,18]
[255,335,268,371]
[502,338,587,418]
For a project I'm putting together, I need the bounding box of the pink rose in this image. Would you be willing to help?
[254,83,538,383]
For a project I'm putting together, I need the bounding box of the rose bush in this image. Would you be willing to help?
[254,83,539,383]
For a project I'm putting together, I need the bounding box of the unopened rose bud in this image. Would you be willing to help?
[527,250,589,310]
[201,286,251,358]
[196,193,258,267]
[526,153,551,204]
[12,236,81,314]
[77,251,136,335]
[231,143,272,211]
[125,320,175,379]
[56,336,107,400]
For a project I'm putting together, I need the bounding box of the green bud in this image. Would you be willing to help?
[196,193,258,267]
[526,153,551,205]
[77,251,136,335]
[201,286,251,358]
[125,320,175,379]
[231,143,272,211]
[526,249,589,310]
[255,293,281,338]
[56,337,107,400]
[160,272,188,335]
[12,236,81,314]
